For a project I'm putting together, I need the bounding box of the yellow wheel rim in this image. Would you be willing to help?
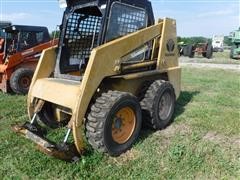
[112,107,136,144]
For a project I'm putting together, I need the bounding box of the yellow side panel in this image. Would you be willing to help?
[156,18,181,98]
[157,18,178,69]
[167,67,181,99]
[27,47,57,117]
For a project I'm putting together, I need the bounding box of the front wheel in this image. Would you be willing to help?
[206,44,213,59]
[37,102,70,129]
[86,91,142,156]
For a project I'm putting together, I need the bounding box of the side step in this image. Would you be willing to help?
[11,122,80,162]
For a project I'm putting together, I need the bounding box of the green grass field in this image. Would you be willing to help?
[0,67,239,179]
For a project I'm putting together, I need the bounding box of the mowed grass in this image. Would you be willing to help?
[0,67,239,179]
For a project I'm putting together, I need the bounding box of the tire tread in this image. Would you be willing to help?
[141,80,175,130]
[86,90,139,154]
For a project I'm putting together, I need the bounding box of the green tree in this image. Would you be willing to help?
[177,36,211,45]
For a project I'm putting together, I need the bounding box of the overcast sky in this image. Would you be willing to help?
[1,0,239,37]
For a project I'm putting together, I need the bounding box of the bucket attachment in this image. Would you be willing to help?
[11,122,80,162]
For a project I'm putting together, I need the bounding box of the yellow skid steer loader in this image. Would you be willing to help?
[13,0,181,161]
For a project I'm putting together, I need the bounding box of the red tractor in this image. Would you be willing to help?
[0,25,58,94]
[184,42,213,59]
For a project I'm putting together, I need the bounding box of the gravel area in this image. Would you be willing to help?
[180,62,240,71]
[179,52,240,71]
[179,51,240,65]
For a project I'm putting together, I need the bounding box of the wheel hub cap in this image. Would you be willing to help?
[20,76,30,88]
[112,107,136,144]
[158,92,172,120]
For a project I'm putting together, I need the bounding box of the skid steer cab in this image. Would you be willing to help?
[0,25,58,94]
[12,0,181,161]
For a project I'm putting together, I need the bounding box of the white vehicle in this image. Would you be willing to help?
[212,35,224,52]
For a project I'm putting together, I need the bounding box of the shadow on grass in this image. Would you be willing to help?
[138,91,200,143]
[174,91,200,118]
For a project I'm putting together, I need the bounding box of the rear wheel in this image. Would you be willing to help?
[86,91,142,156]
[202,52,207,58]
[206,44,213,59]
[10,68,33,94]
[187,45,195,58]
[141,80,176,130]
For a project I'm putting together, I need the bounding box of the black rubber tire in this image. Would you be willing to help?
[38,103,70,129]
[183,46,188,56]
[213,48,218,53]
[10,68,34,94]
[206,44,213,59]
[141,80,176,130]
[202,52,207,58]
[187,45,195,58]
[86,90,142,156]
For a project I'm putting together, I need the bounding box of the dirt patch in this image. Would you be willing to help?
[107,149,140,165]
[108,125,240,165]
[203,131,240,149]
[158,124,240,150]
[158,124,192,138]
[154,124,192,151]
